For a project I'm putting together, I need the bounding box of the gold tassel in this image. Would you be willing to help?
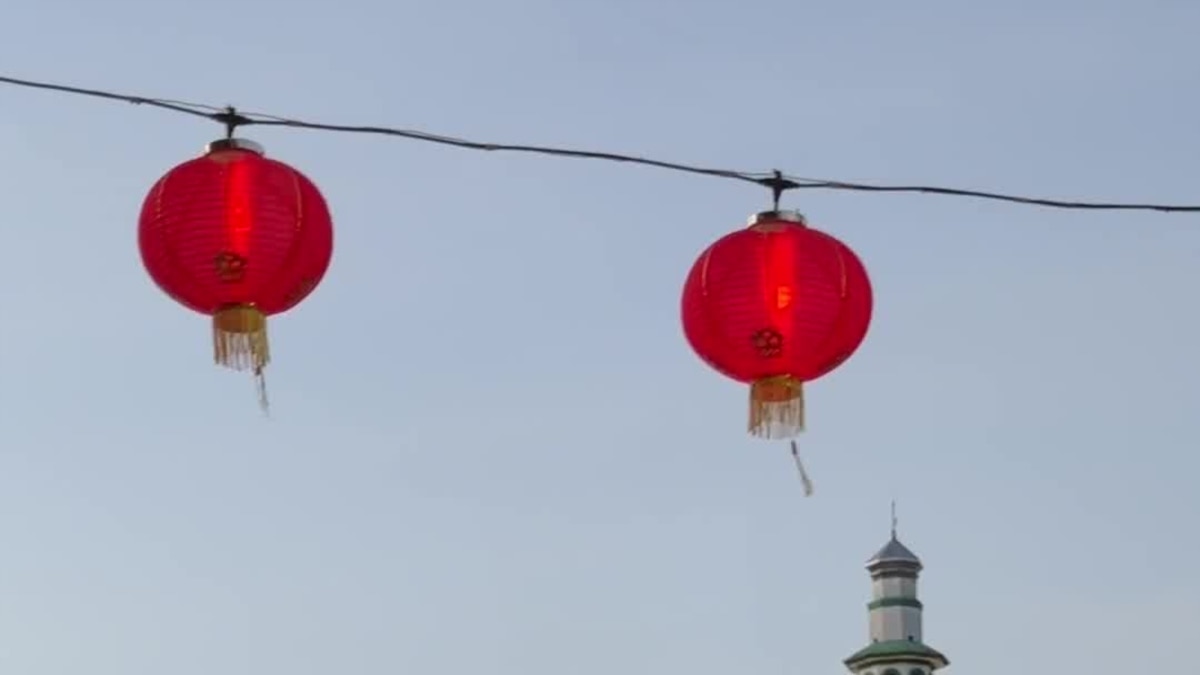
[213,304,271,413]
[748,376,804,439]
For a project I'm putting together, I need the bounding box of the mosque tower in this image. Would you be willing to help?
[843,505,950,675]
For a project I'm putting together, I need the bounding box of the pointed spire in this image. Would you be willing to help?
[867,499,921,570]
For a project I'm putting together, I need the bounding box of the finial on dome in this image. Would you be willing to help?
[867,500,922,571]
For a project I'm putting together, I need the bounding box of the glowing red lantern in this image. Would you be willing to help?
[681,210,872,439]
[138,137,334,409]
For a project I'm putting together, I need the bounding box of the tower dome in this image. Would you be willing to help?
[867,536,922,570]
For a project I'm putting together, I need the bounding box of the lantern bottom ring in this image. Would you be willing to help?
[213,304,270,372]
[748,375,805,439]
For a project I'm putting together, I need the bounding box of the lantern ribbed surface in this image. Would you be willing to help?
[137,142,334,410]
[138,146,333,316]
[681,213,872,438]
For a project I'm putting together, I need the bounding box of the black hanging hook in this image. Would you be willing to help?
[212,105,252,139]
[757,169,801,211]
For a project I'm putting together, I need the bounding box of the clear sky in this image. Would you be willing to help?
[1,1,1197,673]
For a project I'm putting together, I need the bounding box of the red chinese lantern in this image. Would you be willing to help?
[138,137,334,409]
[681,209,872,439]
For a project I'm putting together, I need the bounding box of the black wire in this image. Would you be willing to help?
[786,180,1200,212]
[247,116,766,185]
[0,74,220,120]
[2,73,1199,213]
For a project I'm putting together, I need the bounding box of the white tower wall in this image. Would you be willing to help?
[869,606,923,642]
[872,576,917,598]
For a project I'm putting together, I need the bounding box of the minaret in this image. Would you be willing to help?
[844,504,949,675]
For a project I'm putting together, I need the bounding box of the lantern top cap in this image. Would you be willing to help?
[748,209,806,227]
[206,137,265,156]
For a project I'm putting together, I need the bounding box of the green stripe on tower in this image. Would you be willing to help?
[867,597,923,610]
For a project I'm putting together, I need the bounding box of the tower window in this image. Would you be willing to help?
[909,669,924,675]
[882,669,901,675]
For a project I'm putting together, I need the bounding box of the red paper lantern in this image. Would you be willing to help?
[681,210,872,439]
[138,138,334,408]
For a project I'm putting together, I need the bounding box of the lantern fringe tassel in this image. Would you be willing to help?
[748,376,804,439]
[213,304,271,413]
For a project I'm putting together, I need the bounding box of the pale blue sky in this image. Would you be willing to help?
[1,1,1197,674]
